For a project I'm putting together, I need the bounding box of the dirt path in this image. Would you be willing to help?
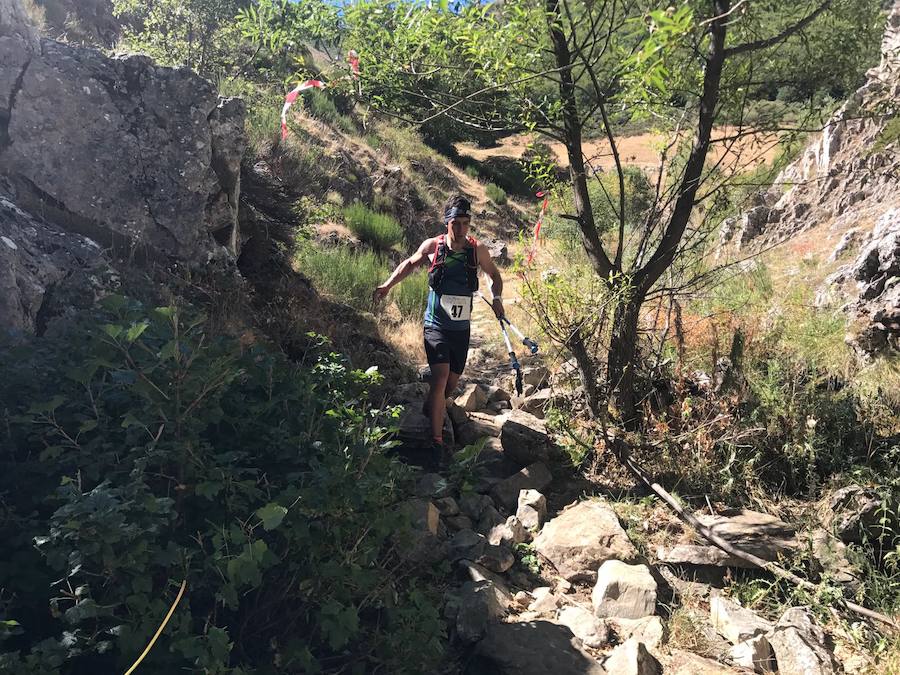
[457,126,783,174]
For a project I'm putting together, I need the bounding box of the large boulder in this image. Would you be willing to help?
[456,580,509,643]
[472,621,606,675]
[601,639,662,675]
[1,13,245,263]
[533,500,638,582]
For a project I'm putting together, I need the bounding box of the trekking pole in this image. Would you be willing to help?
[476,292,539,355]
[498,319,524,396]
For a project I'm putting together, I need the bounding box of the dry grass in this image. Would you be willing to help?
[379,318,426,366]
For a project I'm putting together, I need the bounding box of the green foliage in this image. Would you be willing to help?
[112,0,246,77]
[872,116,900,154]
[394,269,429,323]
[484,182,508,205]
[0,299,445,673]
[464,165,481,180]
[343,203,405,251]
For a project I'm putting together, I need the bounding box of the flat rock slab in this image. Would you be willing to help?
[656,509,798,568]
[491,462,552,511]
[472,621,606,675]
[657,650,740,674]
[534,500,638,582]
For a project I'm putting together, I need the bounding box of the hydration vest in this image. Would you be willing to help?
[427,235,479,294]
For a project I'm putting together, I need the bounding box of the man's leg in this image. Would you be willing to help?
[445,371,461,398]
[428,362,450,443]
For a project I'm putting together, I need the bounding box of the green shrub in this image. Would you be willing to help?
[297,243,386,308]
[343,203,405,251]
[0,298,445,674]
[305,89,358,135]
[872,116,900,155]
[464,165,481,180]
[485,182,508,205]
[395,268,429,322]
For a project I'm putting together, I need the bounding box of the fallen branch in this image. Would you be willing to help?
[601,429,898,630]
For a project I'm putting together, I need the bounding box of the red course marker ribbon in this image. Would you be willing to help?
[526,190,549,265]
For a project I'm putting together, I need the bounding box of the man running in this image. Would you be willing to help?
[373,195,504,456]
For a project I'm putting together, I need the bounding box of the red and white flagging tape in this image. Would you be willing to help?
[280,79,326,139]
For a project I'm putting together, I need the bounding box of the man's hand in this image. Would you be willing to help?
[372,284,390,304]
[491,297,505,320]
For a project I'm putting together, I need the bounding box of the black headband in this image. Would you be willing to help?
[444,205,470,223]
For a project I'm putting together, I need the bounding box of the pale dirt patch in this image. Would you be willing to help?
[456,126,783,174]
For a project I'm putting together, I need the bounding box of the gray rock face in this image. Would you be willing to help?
[592,560,658,619]
[768,607,839,675]
[605,616,666,651]
[0,192,112,338]
[1,20,245,262]
[656,509,798,568]
[533,500,637,582]
[500,409,550,465]
[473,621,606,675]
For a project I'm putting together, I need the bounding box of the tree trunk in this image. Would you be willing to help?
[607,295,643,425]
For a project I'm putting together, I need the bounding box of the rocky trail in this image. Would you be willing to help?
[388,330,892,673]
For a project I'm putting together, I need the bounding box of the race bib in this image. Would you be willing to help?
[440,294,471,321]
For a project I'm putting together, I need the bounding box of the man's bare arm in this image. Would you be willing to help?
[477,244,504,318]
[373,237,436,301]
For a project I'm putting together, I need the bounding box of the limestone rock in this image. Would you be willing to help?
[456,580,509,642]
[473,621,606,675]
[709,594,772,645]
[516,489,547,530]
[459,560,513,600]
[534,500,637,582]
[557,605,610,649]
[478,543,515,574]
[526,587,560,615]
[460,492,495,520]
[602,639,662,675]
[768,607,839,675]
[457,383,489,412]
[518,388,553,419]
[434,496,460,517]
[488,516,529,547]
[826,485,891,543]
[448,528,487,562]
[523,365,550,388]
[499,409,550,465]
[491,462,552,511]
[730,635,776,673]
[605,616,666,651]
[658,650,737,674]
[592,560,657,619]
[656,509,798,568]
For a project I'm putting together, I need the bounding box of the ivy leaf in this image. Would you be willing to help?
[256,503,288,531]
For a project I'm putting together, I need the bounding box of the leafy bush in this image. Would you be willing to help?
[464,165,480,180]
[485,182,507,205]
[395,269,430,322]
[343,203,405,251]
[0,298,445,673]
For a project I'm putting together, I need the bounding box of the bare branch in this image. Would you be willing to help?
[724,0,832,57]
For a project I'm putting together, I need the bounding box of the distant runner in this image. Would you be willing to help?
[373,195,505,458]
